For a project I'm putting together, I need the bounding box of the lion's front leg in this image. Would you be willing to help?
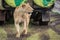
[23,15,30,35]
[15,21,20,37]
[23,19,27,35]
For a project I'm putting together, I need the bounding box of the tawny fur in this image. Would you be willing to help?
[13,3,33,37]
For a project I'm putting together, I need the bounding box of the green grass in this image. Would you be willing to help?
[27,28,60,40]
[0,27,7,40]
[47,29,60,40]
[0,24,60,40]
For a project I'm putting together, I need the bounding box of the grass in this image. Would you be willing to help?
[0,24,60,40]
[27,28,60,40]
[0,27,7,40]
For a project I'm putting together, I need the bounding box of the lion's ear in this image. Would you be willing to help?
[21,4,26,8]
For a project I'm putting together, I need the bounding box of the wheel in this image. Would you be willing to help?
[31,11,42,25]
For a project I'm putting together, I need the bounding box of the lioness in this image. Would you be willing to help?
[14,3,33,37]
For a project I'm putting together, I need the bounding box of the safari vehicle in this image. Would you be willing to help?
[30,0,55,25]
[0,0,15,23]
[0,0,55,25]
